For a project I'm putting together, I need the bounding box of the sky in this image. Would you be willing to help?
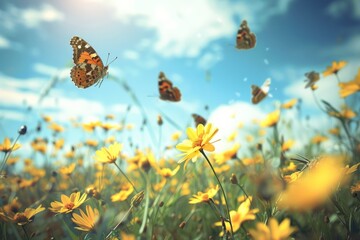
[0,0,359,153]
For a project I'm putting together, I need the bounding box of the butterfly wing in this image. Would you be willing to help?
[304,71,320,88]
[260,78,271,93]
[70,36,107,88]
[158,71,181,102]
[236,20,256,50]
[251,79,271,104]
[192,114,207,127]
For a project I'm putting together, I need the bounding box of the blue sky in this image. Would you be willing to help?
[0,0,359,152]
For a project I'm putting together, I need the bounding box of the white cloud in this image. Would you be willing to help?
[0,36,10,48]
[197,44,223,70]
[0,4,64,30]
[208,102,265,152]
[0,73,132,124]
[326,0,360,19]
[0,74,46,91]
[283,61,359,110]
[284,75,342,109]
[20,4,64,28]
[90,0,293,58]
[123,50,140,60]
[326,33,360,57]
[33,63,59,76]
[207,101,341,156]
[0,110,26,122]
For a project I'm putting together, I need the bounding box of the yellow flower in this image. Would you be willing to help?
[6,156,20,165]
[281,98,297,109]
[249,218,297,240]
[0,138,21,153]
[42,115,52,122]
[120,232,136,240]
[1,197,22,218]
[242,155,263,166]
[260,110,280,127]
[82,121,100,132]
[49,192,87,214]
[30,138,47,154]
[71,205,100,232]
[176,123,219,168]
[340,106,356,119]
[343,162,360,175]
[311,135,328,144]
[227,130,238,142]
[156,165,181,179]
[48,122,65,133]
[277,155,345,211]
[214,164,231,174]
[339,69,360,98]
[213,143,240,164]
[189,185,219,204]
[281,140,295,152]
[111,184,134,202]
[214,198,259,235]
[281,162,297,174]
[328,127,340,135]
[100,123,121,131]
[171,131,182,141]
[323,60,347,77]
[53,138,65,150]
[12,205,45,225]
[351,181,360,194]
[59,163,76,177]
[85,139,98,147]
[94,142,123,164]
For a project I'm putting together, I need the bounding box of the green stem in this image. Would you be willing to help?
[335,73,341,84]
[200,149,234,239]
[340,119,355,155]
[105,207,133,239]
[331,197,349,234]
[21,225,30,240]
[236,183,249,200]
[0,134,21,172]
[113,162,138,192]
[139,177,150,235]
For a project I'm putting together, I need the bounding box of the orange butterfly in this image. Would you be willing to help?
[236,20,256,50]
[70,36,116,88]
[251,78,271,104]
[158,71,181,102]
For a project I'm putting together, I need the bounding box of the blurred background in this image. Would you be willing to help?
[0,0,359,154]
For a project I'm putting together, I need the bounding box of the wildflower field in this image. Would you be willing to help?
[1,1,360,240]
[1,60,360,240]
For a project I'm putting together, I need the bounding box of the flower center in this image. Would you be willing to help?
[13,213,28,225]
[201,193,209,202]
[65,202,75,210]
[192,139,203,148]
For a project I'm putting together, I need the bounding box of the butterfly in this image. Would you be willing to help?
[70,36,115,89]
[304,71,320,88]
[251,78,271,104]
[158,71,181,102]
[192,113,207,127]
[236,20,256,50]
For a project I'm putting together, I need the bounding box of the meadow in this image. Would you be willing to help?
[1,61,360,240]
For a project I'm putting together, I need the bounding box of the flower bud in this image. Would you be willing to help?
[230,173,238,185]
[18,125,27,135]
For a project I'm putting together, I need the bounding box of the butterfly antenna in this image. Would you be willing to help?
[108,56,118,66]
[105,53,110,66]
